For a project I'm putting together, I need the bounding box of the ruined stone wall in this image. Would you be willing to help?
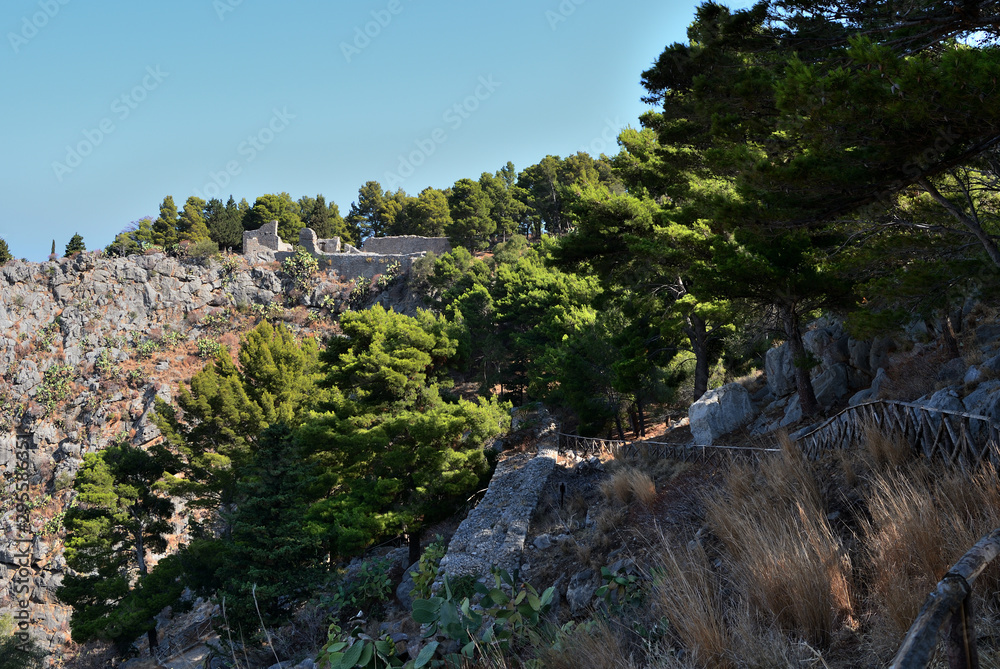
[361,235,451,256]
[312,253,416,281]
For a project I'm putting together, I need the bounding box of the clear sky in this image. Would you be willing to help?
[1,0,714,261]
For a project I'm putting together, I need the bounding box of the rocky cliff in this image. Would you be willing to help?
[0,250,379,657]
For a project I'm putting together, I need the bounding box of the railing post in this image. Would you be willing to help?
[946,582,979,669]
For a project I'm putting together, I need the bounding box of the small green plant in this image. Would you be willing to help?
[36,363,74,414]
[38,319,61,349]
[135,339,160,360]
[329,558,393,620]
[410,536,446,600]
[306,310,323,324]
[162,330,186,347]
[320,293,338,311]
[282,247,320,291]
[375,261,403,290]
[318,623,406,669]
[200,309,232,331]
[95,350,119,377]
[250,302,284,321]
[42,511,66,535]
[595,564,645,611]
[348,276,372,310]
[196,338,224,359]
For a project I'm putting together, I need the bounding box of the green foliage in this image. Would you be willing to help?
[0,238,11,264]
[410,536,446,600]
[319,623,404,669]
[216,425,325,635]
[408,568,556,665]
[304,306,509,558]
[153,196,180,248]
[282,247,320,290]
[184,238,219,259]
[135,339,160,359]
[94,350,119,378]
[57,441,181,651]
[594,565,645,611]
[64,233,86,257]
[0,630,46,669]
[244,192,304,241]
[328,558,394,621]
[35,363,74,414]
[195,338,224,359]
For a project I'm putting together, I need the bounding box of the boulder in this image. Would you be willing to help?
[812,363,851,408]
[869,336,894,372]
[936,357,967,384]
[848,338,873,376]
[963,379,1000,422]
[565,568,597,616]
[803,325,850,368]
[849,368,888,406]
[689,383,756,444]
[779,394,802,427]
[765,344,796,398]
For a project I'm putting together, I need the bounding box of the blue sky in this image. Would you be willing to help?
[1,0,714,260]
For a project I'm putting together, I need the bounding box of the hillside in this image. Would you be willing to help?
[1,244,999,668]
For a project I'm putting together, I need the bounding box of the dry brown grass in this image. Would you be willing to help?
[857,420,913,470]
[650,539,733,669]
[861,461,1000,649]
[704,435,854,648]
[600,465,657,507]
[536,618,644,669]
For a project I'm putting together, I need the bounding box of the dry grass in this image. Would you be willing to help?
[703,435,853,648]
[857,419,912,470]
[878,347,951,401]
[536,618,645,669]
[861,460,1000,650]
[600,465,657,507]
[650,539,732,669]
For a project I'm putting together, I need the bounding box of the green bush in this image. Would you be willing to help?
[410,536,446,600]
[196,338,224,359]
[282,247,320,291]
[186,239,219,258]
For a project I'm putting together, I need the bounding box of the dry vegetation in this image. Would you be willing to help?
[535,427,1000,669]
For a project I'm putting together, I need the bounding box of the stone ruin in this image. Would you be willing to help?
[242,221,452,281]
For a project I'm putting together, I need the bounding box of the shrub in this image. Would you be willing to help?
[599,465,656,507]
[196,338,224,359]
[186,239,219,258]
[282,247,320,291]
[410,536,446,600]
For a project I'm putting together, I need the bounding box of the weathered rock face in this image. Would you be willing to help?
[0,250,361,658]
[688,383,754,445]
[765,320,882,408]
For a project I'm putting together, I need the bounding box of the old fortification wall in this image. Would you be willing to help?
[362,235,452,256]
[243,223,451,282]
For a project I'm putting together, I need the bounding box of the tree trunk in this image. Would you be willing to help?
[614,413,626,441]
[408,530,422,568]
[779,303,819,417]
[147,627,158,654]
[685,312,711,402]
[636,396,646,437]
[943,313,961,359]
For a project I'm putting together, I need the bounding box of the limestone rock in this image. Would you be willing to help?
[849,368,888,406]
[765,343,796,398]
[565,568,597,616]
[689,383,755,445]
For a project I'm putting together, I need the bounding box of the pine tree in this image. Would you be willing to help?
[217,425,323,634]
[0,238,11,264]
[64,233,86,257]
[58,442,180,654]
[178,196,211,243]
[152,196,180,248]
